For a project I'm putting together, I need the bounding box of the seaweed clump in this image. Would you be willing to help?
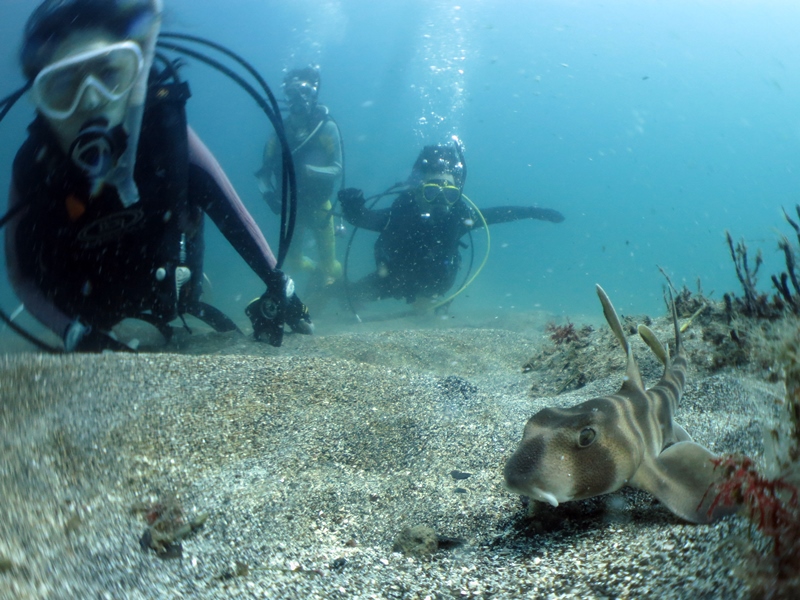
[725,205,800,319]
[708,455,799,597]
[708,340,800,598]
[688,208,800,373]
[544,320,593,346]
[133,494,208,559]
[523,319,614,396]
[771,206,800,313]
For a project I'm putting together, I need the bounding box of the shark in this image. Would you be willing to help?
[503,284,738,524]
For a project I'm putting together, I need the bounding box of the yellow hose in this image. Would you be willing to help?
[432,193,490,308]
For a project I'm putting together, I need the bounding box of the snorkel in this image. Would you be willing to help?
[103,0,161,206]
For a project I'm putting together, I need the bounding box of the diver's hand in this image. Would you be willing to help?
[246,270,313,346]
[532,207,565,223]
[64,320,134,353]
[338,188,365,218]
[263,190,282,215]
[285,293,314,335]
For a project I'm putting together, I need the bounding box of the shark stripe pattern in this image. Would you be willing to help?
[503,284,738,524]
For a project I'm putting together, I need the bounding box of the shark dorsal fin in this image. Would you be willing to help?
[667,288,682,357]
[638,324,669,366]
[596,284,644,392]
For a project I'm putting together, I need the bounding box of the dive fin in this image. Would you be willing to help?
[184,301,241,333]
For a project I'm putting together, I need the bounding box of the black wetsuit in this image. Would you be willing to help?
[342,190,562,303]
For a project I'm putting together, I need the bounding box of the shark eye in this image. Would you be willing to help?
[578,427,596,447]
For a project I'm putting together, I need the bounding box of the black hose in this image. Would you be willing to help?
[0,309,61,353]
[0,82,31,123]
[155,38,298,269]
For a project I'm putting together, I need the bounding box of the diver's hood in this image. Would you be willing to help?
[106,0,162,207]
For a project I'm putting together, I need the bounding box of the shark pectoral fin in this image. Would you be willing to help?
[673,423,693,443]
[631,441,738,524]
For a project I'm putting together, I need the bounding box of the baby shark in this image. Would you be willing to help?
[504,284,738,524]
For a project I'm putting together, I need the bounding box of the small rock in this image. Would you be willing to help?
[450,470,472,480]
[0,556,13,573]
[64,514,82,535]
[392,525,438,557]
[215,561,250,581]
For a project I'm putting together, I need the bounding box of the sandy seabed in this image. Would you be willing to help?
[0,311,768,599]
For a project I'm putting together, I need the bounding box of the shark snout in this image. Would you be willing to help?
[505,484,561,507]
[503,438,544,488]
[504,438,564,506]
[504,434,577,506]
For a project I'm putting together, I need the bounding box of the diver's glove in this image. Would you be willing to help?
[531,207,565,223]
[63,320,134,353]
[338,187,365,221]
[245,269,313,347]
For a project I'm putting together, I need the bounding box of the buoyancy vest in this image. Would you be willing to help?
[12,73,199,331]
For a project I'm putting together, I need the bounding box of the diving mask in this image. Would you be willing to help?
[284,80,318,106]
[31,41,144,121]
[420,180,462,205]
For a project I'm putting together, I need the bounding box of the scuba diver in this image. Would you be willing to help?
[256,66,343,307]
[339,141,565,310]
[3,0,312,352]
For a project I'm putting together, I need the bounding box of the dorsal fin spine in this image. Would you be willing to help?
[596,284,644,391]
[668,288,682,357]
[638,324,669,366]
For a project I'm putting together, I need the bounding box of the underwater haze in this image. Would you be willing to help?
[2,0,800,349]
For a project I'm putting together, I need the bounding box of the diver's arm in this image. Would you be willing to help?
[479,205,565,226]
[188,127,278,282]
[4,183,73,340]
[338,187,390,231]
[304,120,343,180]
[255,135,280,194]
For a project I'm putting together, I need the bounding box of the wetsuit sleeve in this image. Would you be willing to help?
[304,120,343,181]
[4,181,74,339]
[187,127,278,283]
[339,188,391,232]
[256,134,280,193]
[478,205,565,227]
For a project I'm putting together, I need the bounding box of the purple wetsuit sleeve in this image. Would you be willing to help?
[5,182,73,339]
[187,127,278,282]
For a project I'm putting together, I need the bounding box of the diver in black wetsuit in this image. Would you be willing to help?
[4,0,312,351]
[338,142,564,308]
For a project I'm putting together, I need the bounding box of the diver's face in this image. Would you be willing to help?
[416,172,460,217]
[33,29,139,154]
[284,79,317,117]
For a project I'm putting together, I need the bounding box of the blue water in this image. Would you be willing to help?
[2,0,800,349]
